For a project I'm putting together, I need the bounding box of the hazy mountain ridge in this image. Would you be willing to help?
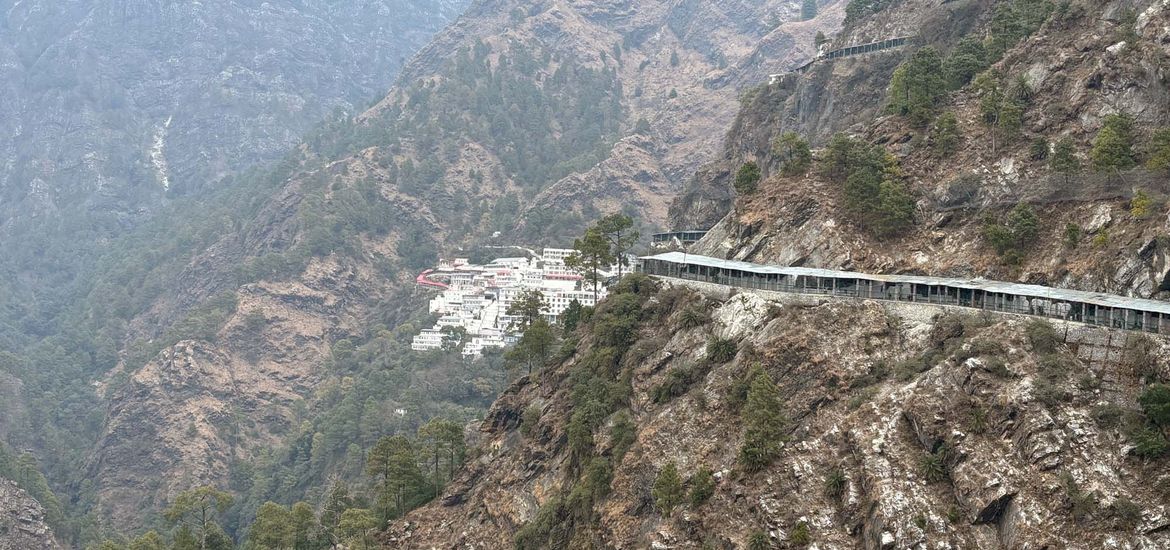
[0,0,465,228]
[68,0,845,535]
[0,0,469,542]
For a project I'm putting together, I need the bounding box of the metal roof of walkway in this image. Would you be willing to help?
[639,252,1170,316]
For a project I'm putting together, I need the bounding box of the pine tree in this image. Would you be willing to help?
[875,178,915,236]
[738,369,787,472]
[366,435,424,520]
[1006,203,1039,246]
[565,228,614,303]
[320,483,353,542]
[929,112,961,157]
[337,509,378,550]
[506,289,547,330]
[942,37,988,89]
[975,71,1025,153]
[249,502,293,549]
[1091,126,1135,172]
[595,213,640,279]
[163,486,234,550]
[773,132,812,176]
[1146,128,1170,172]
[290,502,322,549]
[1050,137,1080,184]
[172,525,199,550]
[417,419,466,494]
[734,162,762,195]
[609,411,636,462]
[128,531,166,550]
[652,462,684,516]
[689,466,715,506]
[1091,114,1137,172]
[1140,384,1170,427]
[507,318,556,376]
[560,300,585,335]
[886,47,947,126]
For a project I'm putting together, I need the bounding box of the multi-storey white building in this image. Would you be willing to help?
[542,248,576,263]
[411,248,615,357]
[411,328,444,352]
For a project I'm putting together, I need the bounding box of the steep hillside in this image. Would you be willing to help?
[0,479,60,550]
[0,0,464,217]
[387,279,1170,548]
[0,0,466,363]
[0,0,467,540]
[678,0,1170,305]
[60,0,847,535]
[378,0,1170,547]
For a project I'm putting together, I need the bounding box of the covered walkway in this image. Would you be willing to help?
[637,252,1170,334]
[651,230,709,245]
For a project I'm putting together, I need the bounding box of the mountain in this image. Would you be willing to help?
[16,0,1169,545]
[386,281,1170,548]
[0,0,467,542]
[0,0,845,537]
[677,0,1170,298]
[0,0,465,221]
[0,0,467,393]
[375,0,1170,547]
[0,479,60,550]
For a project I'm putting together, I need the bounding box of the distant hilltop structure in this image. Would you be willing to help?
[412,248,617,357]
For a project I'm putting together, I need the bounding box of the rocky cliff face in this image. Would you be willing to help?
[388,281,1170,548]
[0,479,60,550]
[375,0,1170,547]
[678,0,1170,302]
[514,0,847,237]
[88,252,383,526]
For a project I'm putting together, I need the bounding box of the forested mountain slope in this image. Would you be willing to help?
[0,0,464,216]
[1,0,845,544]
[382,0,1170,547]
[0,0,466,363]
[0,0,464,544]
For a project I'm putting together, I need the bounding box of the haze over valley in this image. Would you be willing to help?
[2,0,1170,549]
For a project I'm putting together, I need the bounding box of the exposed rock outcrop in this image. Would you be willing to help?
[387,283,1170,548]
[87,254,380,527]
[0,479,60,550]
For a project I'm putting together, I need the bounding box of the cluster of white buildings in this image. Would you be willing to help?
[411,248,614,357]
